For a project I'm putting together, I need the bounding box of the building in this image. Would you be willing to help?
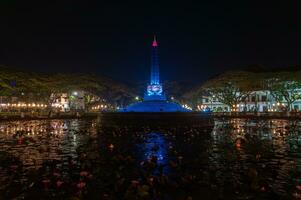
[51,91,86,112]
[51,93,70,112]
[200,89,301,112]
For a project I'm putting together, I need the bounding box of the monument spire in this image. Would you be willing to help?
[150,35,160,85]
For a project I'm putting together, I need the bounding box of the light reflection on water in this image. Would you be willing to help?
[139,133,167,163]
[210,119,301,196]
[0,118,301,198]
[0,120,98,168]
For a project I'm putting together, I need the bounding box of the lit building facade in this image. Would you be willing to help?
[200,89,301,112]
[51,93,70,112]
[51,91,86,112]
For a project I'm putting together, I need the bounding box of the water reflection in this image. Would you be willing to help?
[137,132,169,174]
[211,119,301,197]
[140,133,167,162]
[0,119,96,168]
[0,118,301,199]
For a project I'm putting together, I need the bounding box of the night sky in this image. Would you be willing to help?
[1,1,301,84]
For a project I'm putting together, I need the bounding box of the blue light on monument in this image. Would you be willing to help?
[120,36,191,112]
[146,36,163,97]
[147,84,163,96]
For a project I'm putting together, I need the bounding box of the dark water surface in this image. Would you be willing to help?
[1,118,301,199]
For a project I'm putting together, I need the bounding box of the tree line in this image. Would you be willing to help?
[0,65,135,108]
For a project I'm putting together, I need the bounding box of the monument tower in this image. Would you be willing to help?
[121,36,190,112]
[144,36,166,100]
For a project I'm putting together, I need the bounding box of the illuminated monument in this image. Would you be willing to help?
[122,36,190,112]
[144,36,166,101]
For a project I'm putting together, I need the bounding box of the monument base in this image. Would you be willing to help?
[99,112,213,128]
[144,94,166,101]
[120,100,191,112]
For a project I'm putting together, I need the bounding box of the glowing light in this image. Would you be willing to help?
[147,84,163,96]
[152,35,158,47]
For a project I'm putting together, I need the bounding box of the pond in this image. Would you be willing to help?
[0,117,301,199]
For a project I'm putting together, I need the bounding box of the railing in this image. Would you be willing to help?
[212,111,301,118]
[0,111,99,120]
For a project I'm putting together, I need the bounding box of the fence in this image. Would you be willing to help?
[212,111,301,119]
